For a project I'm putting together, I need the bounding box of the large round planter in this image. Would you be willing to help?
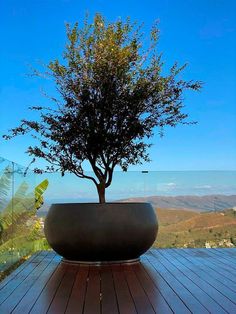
[44,202,158,264]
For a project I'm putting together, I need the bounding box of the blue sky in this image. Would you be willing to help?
[0,0,235,171]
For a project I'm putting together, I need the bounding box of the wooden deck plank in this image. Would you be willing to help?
[12,255,61,314]
[154,249,211,313]
[204,248,236,269]
[196,248,236,268]
[29,263,67,314]
[1,249,236,314]
[47,265,78,314]
[181,248,236,272]
[215,248,236,257]
[141,257,191,314]
[100,265,119,314]
[214,248,236,259]
[178,250,236,294]
[0,252,41,291]
[158,248,229,313]
[0,251,50,305]
[172,249,236,313]
[123,264,155,314]
[83,266,101,314]
[132,263,173,314]
[179,250,236,291]
[194,249,236,282]
[0,252,55,313]
[146,250,209,314]
[65,266,89,314]
[112,264,137,314]
[0,251,49,291]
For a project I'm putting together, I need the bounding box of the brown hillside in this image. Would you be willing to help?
[163,212,236,233]
[156,208,199,226]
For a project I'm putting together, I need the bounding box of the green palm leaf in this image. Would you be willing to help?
[35,179,49,210]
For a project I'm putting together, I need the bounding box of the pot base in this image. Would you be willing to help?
[62,257,140,266]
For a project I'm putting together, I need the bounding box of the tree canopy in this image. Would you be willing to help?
[4,14,202,203]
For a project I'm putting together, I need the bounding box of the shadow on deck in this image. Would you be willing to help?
[0,248,236,313]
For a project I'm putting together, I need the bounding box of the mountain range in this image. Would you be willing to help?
[120,194,236,212]
[37,194,236,216]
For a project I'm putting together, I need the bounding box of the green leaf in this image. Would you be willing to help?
[35,179,49,210]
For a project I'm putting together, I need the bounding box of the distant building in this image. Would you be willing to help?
[39,217,44,228]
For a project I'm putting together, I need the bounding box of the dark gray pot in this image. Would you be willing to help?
[44,202,158,263]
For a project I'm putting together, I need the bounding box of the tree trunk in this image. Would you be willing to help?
[97,183,106,204]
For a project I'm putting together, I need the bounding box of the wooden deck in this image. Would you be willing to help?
[0,249,236,313]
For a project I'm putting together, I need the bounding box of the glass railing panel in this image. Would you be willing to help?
[0,157,51,278]
[12,162,48,261]
[36,170,236,249]
[36,171,148,207]
[0,166,232,265]
[144,171,236,248]
[0,157,14,273]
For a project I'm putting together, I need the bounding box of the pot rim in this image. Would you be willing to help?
[51,202,152,206]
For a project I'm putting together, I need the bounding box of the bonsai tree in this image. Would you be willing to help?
[4,14,201,203]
